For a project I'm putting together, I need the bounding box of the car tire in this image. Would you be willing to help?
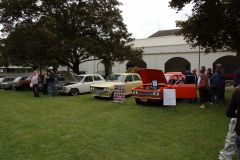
[70,88,79,96]
[111,92,114,99]
[135,98,142,104]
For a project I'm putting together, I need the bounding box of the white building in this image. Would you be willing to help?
[61,29,240,75]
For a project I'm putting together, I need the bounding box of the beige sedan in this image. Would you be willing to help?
[90,73,142,98]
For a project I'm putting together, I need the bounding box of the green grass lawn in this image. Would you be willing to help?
[0,89,235,160]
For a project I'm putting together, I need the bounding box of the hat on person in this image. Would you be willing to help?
[48,66,53,70]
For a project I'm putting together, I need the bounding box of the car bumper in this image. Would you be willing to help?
[92,90,112,98]
[56,86,70,94]
[133,95,163,102]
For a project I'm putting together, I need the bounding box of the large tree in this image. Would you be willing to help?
[169,0,240,55]
[0,17,58,70]
[0,0,142,74]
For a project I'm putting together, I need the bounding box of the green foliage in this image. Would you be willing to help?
[169,0,240,54]
[1,18,58,68]
[0,89,233,159]
[126,66,140,73]
[0,0,142,74]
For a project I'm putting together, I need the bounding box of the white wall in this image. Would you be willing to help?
[58,35,237,75]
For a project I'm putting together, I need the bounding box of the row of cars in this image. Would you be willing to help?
[0,74,65,91]
[0,76,30,90]
[57,69,197,104]
[1,69,197,105]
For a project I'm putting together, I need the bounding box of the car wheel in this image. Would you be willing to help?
[111,92,114,99]
[70,88,79,96]
[135,98,142,104]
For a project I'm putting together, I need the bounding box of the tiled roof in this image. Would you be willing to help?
[148,29,180,38]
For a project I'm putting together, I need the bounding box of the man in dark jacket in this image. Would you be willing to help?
[210,67,223,104]
[226,84,240,160]
[234,69,240,87]
[48,67,56,97]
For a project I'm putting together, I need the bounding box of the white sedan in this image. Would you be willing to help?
[57,73,105,96]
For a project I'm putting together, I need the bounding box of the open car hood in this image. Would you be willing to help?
[60,71,77,83]
[138,69,167,84]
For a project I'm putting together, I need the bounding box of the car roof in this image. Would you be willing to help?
[165,72,183,76]
[76,74,102,76]
[113,73,139,75]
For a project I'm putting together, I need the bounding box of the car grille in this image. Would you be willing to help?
[94,87,104,91]
[138,92,154,96]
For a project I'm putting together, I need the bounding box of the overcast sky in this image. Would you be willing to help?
[118,0,193,39]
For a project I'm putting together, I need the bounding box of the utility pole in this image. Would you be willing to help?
[198,46,201,73]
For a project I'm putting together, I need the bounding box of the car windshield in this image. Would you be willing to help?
[74,75,84,82]
[13,77,22,82]
[165,75,171,83]
[3,78,13,82]
[107,74,126,82]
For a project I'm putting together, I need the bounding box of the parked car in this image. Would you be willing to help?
[15,76,32,90]
[2,76,29,90]
[164,72,185,84]
[90,73,143,98]
[0,77,15,89]
[57,72,105,96]
[132,69,197,104]
[0,77,5,85]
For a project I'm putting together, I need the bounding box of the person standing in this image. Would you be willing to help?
[216,63,226,101]
[218,118,237,160]
[234,69,240,87]
[192,69,198,85]
[210,67,223,105]
[197,69,210,109]
[184,70,195,84]
[48,67,56,97]
[31,70,39,97]
[42,70,49,95]
[207,68,213,103]
[226,84,240,160]
[207,68,213,78]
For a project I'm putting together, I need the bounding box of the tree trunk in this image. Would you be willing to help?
[72,62,80,74]
[39,65,42,75]
[103,60,112,78]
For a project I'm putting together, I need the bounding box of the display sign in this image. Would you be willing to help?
[113,83,126,103]
[163,89,176,106]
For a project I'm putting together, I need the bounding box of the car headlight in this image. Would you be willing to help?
[132,91,138,94]
[104,87,109,91]
[90,86,94,90]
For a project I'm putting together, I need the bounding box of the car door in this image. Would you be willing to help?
[125,75,135,95]
[81,76,94,93]
[133,74,143,87]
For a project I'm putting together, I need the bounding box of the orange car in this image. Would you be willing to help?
[132,69,197,104]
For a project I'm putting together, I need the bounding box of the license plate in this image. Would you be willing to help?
[96,90,101,96]
[141,98,147,102]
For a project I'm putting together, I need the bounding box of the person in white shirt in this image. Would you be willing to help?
[31,70,39,97]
